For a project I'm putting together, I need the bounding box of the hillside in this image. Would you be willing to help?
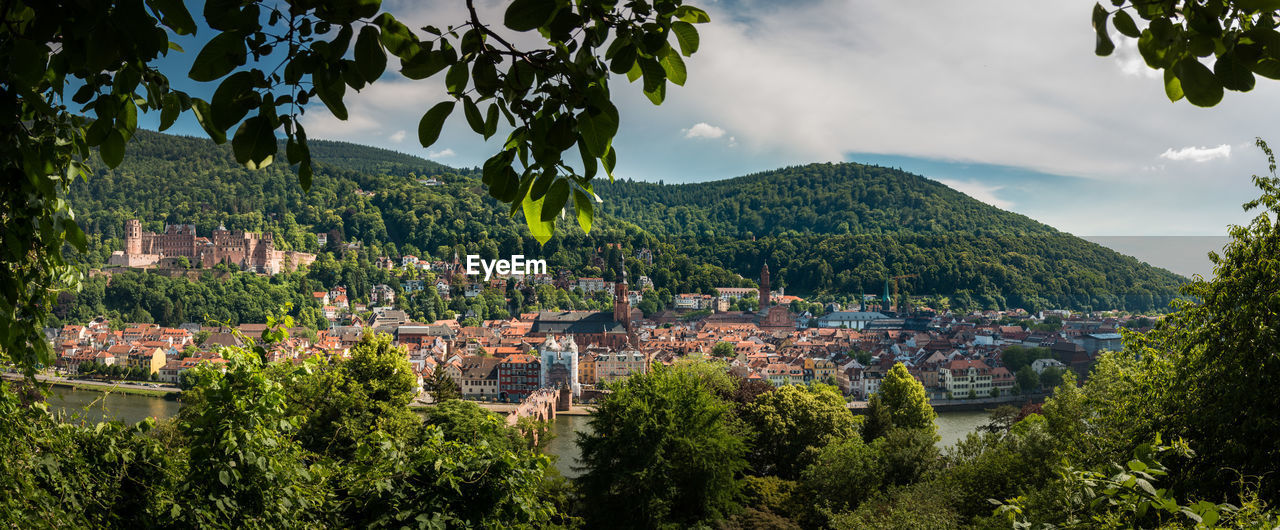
[595,163,1054,238]
[65,130,1186,312]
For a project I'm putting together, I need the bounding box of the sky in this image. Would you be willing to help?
[145,0,1280,239]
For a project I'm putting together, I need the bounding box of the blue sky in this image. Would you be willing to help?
[143,0,1280,237]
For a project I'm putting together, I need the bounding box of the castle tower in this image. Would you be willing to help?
[760,261,771,309]
[125,219,142,255]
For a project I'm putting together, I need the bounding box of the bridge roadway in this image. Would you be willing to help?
[506,387,562,426]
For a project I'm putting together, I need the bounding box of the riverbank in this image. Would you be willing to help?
[848,392,1048,414]
[409,398,595,416]
[4,373,179,399]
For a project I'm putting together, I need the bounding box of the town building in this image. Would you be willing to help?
[498,354,541,401]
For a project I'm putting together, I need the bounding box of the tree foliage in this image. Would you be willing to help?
[1093,1,1280,107]
[574,361,745,528]
[739,383,859,479]
[878,362,937,435]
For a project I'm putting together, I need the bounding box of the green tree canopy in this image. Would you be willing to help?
[879,362,937,435]
[740,383,859,479]
[575,360,745,528]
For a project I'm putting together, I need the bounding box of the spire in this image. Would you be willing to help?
[760,261,771,309]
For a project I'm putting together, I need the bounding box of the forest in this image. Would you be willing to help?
[66,130,1185,313]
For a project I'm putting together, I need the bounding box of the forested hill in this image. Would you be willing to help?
[594,163,1057,238]
[65,129,1187,312]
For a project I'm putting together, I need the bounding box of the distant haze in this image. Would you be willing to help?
[1082,236,1230,280]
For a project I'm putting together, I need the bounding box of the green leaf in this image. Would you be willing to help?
[1252,58,1280,79]
[1174,58,1223,106]
[1163,68,1184,102]
[626,60,642,82]
[521,193,554,244]
[463,97,485,135]
[11,39,48,87]
[219,470,230,486]
[191,99,227,143]
[483,103,500,139]
[602,145,617,182]
[418,101,455,148]
[148,0,197,35]
[100,130,125,168]
[355,26,387,83]
[298,158,313,191]
[313,67,348,120]
[445,62,469,94]
[231,116,277,169]
[644,79,666,105]
[659,46,687,86]
[375,13,418,60]
[401,50,452,80]
[577,104,618,157]
[211,71,257,131]
[530,170,555,200]
[505,0,558,32]
[1112,9,1140,38]
[64,219,87,252]
[1214,52,1255,92]
[1093,4,1115,56]
[541,179,569,222]
[473,60,500,96]
[610,44,638,75]
[674,6,711,23]
[573,189,593,233]
[672,21,700,56]
[189,31,246,82]
[159,93,182,131]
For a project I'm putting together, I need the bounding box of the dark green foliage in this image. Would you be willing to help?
[1001,345,1049,372]
[739,384,859,479]
[711,341,735,357]
[594,162,1186,309]
[423,400,531,452]
[0,314,560,527]
[799,436,886,515]
[1015,365,1040,393]
[425,368,462,402]
[575,361,746,528]
[288,333,421,461]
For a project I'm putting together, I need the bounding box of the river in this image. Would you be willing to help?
[44,389,994,479]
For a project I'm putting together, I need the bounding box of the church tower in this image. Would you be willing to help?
[614,264,631,324]
[760,262,771,309]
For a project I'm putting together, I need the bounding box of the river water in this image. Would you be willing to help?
[45,389,993,479]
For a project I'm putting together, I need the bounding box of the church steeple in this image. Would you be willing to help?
[760,261,771,309]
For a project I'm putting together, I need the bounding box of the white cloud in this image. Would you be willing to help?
[1159,144,1231,162]
[683,122,726,139]
[428,148,456,158]
[290,0,1276,235]
[388,130,406,143]
[937,179,1013,209]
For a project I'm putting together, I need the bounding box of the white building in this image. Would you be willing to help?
[939,359,994,396]
[540,335,581,397]
[816,311,888,330]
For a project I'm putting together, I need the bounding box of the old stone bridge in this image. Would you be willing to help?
[505,386,571,428]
